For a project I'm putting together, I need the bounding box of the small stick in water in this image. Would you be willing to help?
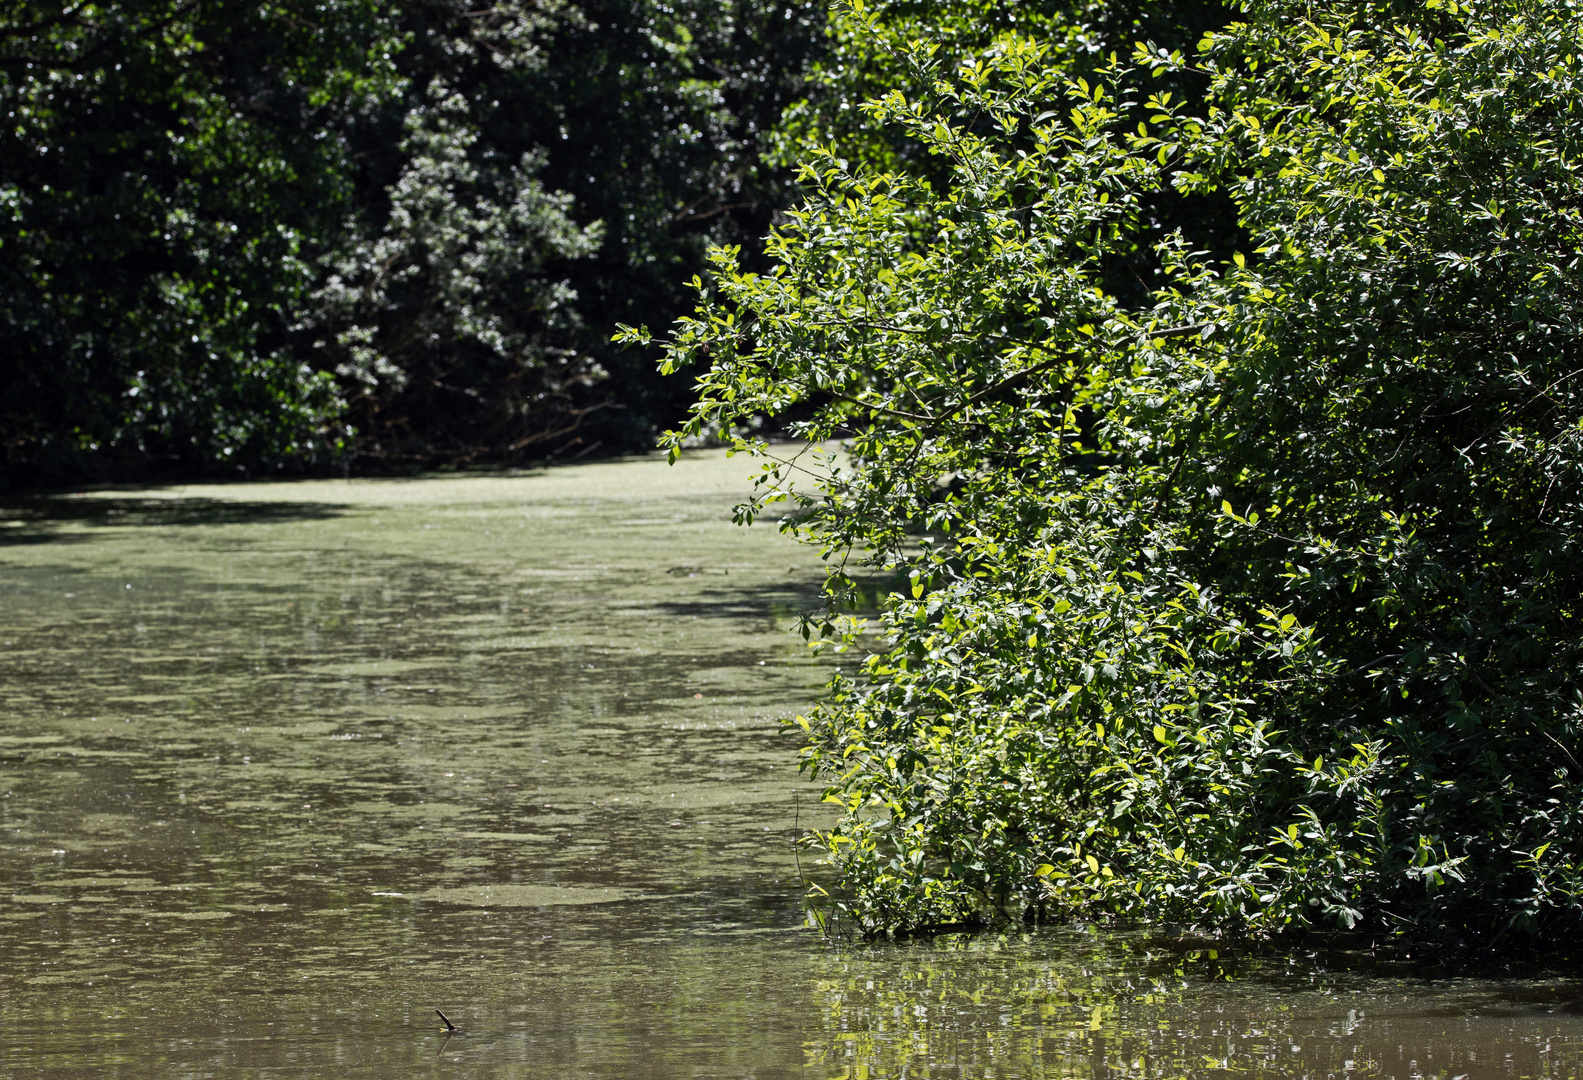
[435,1009,457,1032]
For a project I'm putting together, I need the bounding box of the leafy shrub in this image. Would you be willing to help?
[629,0,1583,945]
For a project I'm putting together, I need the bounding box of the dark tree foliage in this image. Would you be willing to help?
[0,0,822,481]
[303,0,609,468]
[308,0,825,468]
[0,0,400,482]
[530,0,826,457]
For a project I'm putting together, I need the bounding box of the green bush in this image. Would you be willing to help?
[630,0,1583,945]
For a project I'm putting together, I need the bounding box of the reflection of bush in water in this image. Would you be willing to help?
[799,931,1583,1080]
[803,935,1243,1079]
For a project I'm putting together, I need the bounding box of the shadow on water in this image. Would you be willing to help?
[639,580,826,624]
[0,495,350,544]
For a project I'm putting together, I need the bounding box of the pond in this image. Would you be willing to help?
[2,451,1580,1079]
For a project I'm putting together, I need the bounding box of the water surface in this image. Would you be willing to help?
[2,452,1580,1078]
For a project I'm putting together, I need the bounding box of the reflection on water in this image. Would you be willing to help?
[806,934,1583,1080]
[2,452,1581,1078]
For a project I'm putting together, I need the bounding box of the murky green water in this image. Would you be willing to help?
[3,451,1581,1078]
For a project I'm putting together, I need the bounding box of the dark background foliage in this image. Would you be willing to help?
[0,0,823,483]
[319,0,828,468]
[530,0,826,456]
[0,0,397,483]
